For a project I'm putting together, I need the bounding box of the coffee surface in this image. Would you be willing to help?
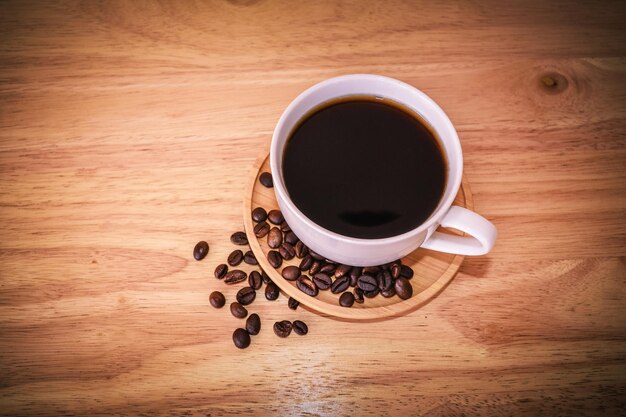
[283,97,446,239]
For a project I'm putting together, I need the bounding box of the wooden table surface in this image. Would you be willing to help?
[1,1,625,416]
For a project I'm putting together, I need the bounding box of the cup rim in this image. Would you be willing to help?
[270,74,463,246]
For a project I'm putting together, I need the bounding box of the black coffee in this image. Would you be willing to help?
[282,96,447,239]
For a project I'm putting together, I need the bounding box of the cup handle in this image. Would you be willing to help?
[421,206,497,255]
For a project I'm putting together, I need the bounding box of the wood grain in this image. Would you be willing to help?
[1,0,625,415]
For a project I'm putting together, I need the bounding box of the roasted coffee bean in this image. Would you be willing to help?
[391,263,402,279]
[288,297,299,310]
[193,241,209,261]
[233,328,250,349]
[362,266,380,276]
[214,263,228,279]
[309,260,322,275]
[381,286,396,298]
[279,242,295,260]
[296,275,318,297]
[261,270,271,284]
[308,250,325,260]
[357,275,378,292]
[349,267,362,286]
[259,172,273,188]
[334,264,352,279]
[267,250,282,268]
[254,221,270,238]
[331,275,350,294]
[377,270,394,292]
[227,249,244,266]
[295,241,308,258]
[230,302,248,318]
[273,320,292,338]
[246,313,261,335]
[400,265,414,279]
[292,320,308,335]
[280,221,291,233]
[268,209,284,225]
[209,291,225,308]
[353,287,364,304]
[312,273,332,290]
[248,271,262,290]
[395,277,413,300]
[320,263,336,275]
[284,231,299,245]
[224,269,247,285]
[265,282,280,301]
[236,287,256,305]
[281,265,301,281]
[350,274,359,287]
[244,250,258,265]
[339,291,355,307]
[251,207,268,222]
[267,227,283,249]
[230,231,248,246]
[364,287,380,298]
[299,255,313,271]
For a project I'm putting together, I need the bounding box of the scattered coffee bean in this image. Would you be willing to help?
[259,172,273,188]
[295,241,308,258]
[334,264,352,279]
[193,241,209,261]
[377,270,394,292]
[339,291,355,307]
[308,250,325,260]
[381,286,396,298]
[279,242,295,260]
[281,265,301,281]
[299,255,313,271]
[209,291,225,308]
[395,277,413,300]
[267,227,283,249]
[364,287,380,298]
[331,275,350,294]
[312,273,332,290]
[288,297,300,310]
[284,231,299,245]
[296,275,318,297]
[362,266,380,276]
[273,320,292,338]
[224,269,247,285]
[357,275,378,292]
[214,263,228,279]
[268,209,284,225]
[227,249,244,266]
[230,302,248,318]
[233,328,250,349]
[267,250,282,268]
[244,250,258,265]
[236,287,256,305]
[265,281,280,301]
[349,267,362,286]
[254,221,270,238]
[261,270,271,284]
[251,207,268,222]
[230,231,248,246]
[309,260,322,275]
[320,263,337,275]
[400,265,414,279]
[246,313,261,335]
[280,221,291,233]
[353,287,364,304]
[292,320,308,335]
[248,270,262,290]
[391,263,401,279]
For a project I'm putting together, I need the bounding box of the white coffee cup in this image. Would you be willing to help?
[270,74,496,266]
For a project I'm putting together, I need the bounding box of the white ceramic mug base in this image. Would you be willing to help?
[270,74,496,266]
